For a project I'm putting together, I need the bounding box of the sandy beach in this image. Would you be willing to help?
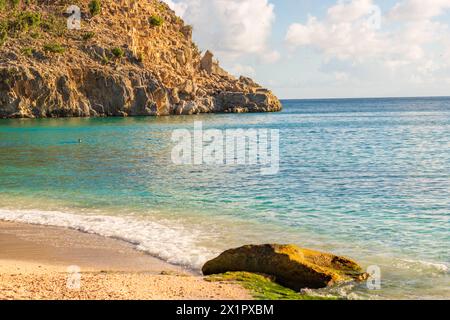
[0,221,251,300]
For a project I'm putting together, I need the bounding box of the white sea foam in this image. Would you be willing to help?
[0,208,217,269]
[398,259,449,273]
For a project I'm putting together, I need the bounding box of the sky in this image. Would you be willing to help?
[164,0,450,99]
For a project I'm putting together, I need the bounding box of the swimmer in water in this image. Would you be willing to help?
[78,139,82,144]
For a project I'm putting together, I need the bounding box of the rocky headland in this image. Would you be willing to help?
[0,0,282,118]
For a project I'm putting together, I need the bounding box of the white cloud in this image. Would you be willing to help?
[389,0,450,21]
[445,44,450,62]
[164,0,278,62]
[228,64,256,77]
[285,0,450,85]
[334,72,350,81]
[285,13,388,61]
[327,0,378,22]
[262,50,281,63]
[164,0,188,16]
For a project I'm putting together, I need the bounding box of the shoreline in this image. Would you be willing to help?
[0,220,252,300]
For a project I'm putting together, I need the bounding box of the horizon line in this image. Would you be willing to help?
[280,95,450,101]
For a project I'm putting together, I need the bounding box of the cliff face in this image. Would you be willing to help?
[0,0,282,118]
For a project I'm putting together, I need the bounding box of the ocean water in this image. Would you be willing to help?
[0,97,449,299]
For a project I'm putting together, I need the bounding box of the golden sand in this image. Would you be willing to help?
[0,221,251,300]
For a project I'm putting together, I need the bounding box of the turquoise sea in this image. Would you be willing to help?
[0,97,449,299]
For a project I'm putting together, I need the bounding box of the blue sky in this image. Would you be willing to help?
[166,0,450,99]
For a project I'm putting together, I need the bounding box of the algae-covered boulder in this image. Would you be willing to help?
[202,244,368,291]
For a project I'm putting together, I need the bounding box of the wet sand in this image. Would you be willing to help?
[0,221,251,300]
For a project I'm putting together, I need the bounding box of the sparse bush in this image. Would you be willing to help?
[43,43,65,54]
[0,29,6,46]
[30,31,40,38]
[18,11,41,28]
[156,3,166,12]
[89,0,101,16]
[137,52,144,63]
[149,15,164,27]
[0,20,7,45]
[82,31,95,41]
[21,47,33,56]
[8,11,41,33]
[111,47,124,58]
[40,14,66,37]
[101,54,109,64]
[1,0,33,11]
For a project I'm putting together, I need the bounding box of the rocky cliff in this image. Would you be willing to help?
[0,0,282,118]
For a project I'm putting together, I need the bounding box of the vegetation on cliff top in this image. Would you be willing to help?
[0,0,178,63]
[0,1,66,48]
[43,42,65,53]
[88,0,101,16]
[0,0,282,118]
[149,15,164,27]
[111,47,124,58]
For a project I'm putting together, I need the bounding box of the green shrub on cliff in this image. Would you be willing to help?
[136,52,144,63]
[30,30,40,38]
[111,47,124,58]
[0,29,6,46]
[43,43,65,54]
[82,31,95,41]
[149,15,164,27]
[21,46,33,56]
[89,0,101,16]
[18,11,41,28]
[0,20,7,45]
[1,0,35,11]
[3,0,19,9]
[7,11,41,33]
[101,54,110,64]
[40,14,66,37]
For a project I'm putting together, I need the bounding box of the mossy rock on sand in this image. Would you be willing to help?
[202,244,368,291]
[207,272,337,300]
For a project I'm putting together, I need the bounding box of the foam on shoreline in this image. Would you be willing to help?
[0,208,216,269]
[1,207,449,300]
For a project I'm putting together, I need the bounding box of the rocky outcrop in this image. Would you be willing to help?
[0,0,282,118]
[200,50,228,77]
[202,244,368,291]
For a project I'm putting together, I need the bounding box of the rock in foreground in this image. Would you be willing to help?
[202,244,368,291]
